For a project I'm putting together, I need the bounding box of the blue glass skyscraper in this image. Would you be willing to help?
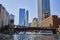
[19,8,25,26]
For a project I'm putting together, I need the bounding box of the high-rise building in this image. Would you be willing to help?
[25,10,29,26]
[38,0,50,25]
[19,8,25,26]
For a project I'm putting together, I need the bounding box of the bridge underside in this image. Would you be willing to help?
[14,27,57,34]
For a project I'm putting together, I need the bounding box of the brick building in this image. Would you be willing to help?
[39,13,60,28]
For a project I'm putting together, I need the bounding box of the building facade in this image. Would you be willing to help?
[39,15,59,34]
[0,4,10,28]
[39,15,59,28]
[19,8,25,26]
[25,10,29,26]
[38,0,50,26]
[6,12,10,25]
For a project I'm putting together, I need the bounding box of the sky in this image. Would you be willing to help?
[0,0,60,25]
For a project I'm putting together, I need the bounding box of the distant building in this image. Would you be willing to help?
[19,8,25,26]
[9,14,14,20]
[0,4,10,28]
[9,14,14,26]
[31,18,38,27]
[38,0,50,26]
[25,10,29,26]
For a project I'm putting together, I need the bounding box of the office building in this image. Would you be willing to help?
[25,10,29,26]
[19,8,25,26]
[38,0,50,25]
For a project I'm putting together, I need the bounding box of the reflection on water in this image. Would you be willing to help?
[0,32,60,40]
[0,34,14,40]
